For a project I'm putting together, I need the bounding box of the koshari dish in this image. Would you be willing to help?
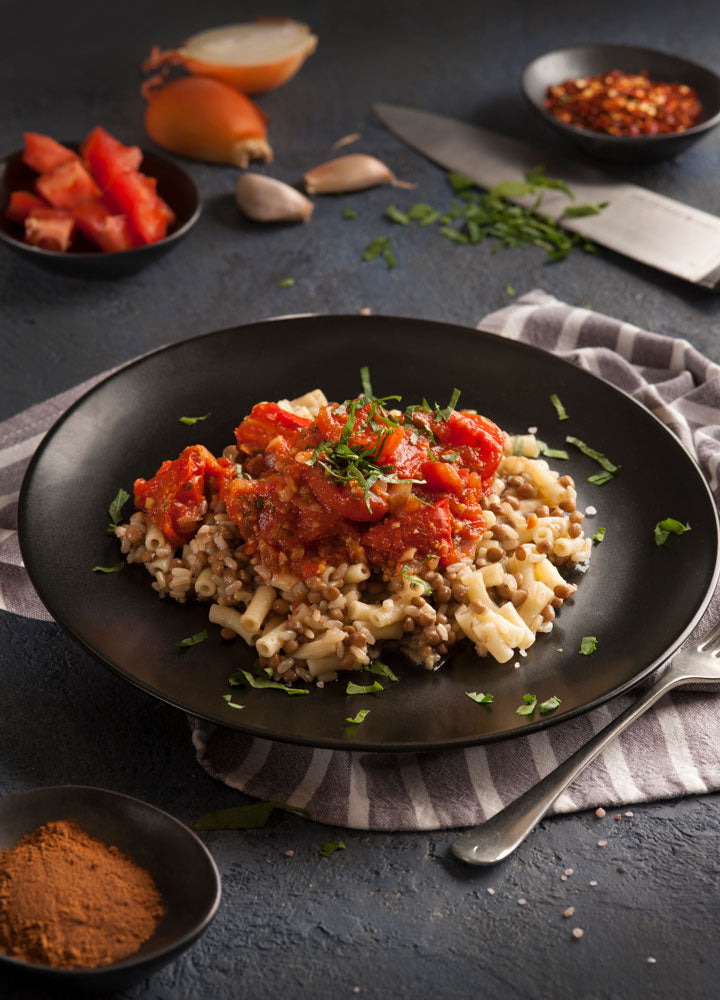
[115,388,592,686]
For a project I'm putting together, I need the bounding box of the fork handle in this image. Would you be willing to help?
[451,666,689,866]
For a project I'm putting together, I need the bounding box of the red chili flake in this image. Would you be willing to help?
[545,69,702,136]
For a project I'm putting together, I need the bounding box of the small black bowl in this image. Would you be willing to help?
[0,786,221,993]
[521,44,720,162]
[0,144,202,275]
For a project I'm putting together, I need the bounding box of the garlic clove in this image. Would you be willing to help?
[303,154,396,195]
[236,173,314,223]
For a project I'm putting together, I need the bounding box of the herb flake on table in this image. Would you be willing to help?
[363,236,396,269]
[278,277,295,288]
[92,562,124,573]
[386,204,411,225]
[321,840,346,857]
[229,668,309,694]
[346,679,384,695]
[550,393,569,421]
[466,691,493,706]
[346,709,371,725]
[516,693,538,716]
[505,283,516,297]
[342,206,358,219]
[107,488,129,531]
[593,527,606,545]
[654,518,691,546]
[177,629,208,650]
[194,801,307,830]
[179,413,211,425]
[580,636,598,655]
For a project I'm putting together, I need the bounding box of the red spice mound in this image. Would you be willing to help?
[545,70,702,136]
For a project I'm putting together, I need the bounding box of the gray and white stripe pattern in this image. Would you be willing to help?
[4,291,720,829]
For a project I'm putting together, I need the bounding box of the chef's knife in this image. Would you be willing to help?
[374,102,720,289]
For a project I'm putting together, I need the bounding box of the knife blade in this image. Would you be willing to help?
[374,102,720,289]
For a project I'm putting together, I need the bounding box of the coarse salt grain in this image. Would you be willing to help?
[585,505,597,516]
[560,874,567,881]
[595,807,606,818]
[564,868,573,876]
[528,426,538,434]
[563,907,575,918]
[589,880,598,886]
[518,898,527,905]
[647,957,656,964]
[597,840,608,847]
[487,888,495,895]
[572,928,584,939]
[625,811,634,817]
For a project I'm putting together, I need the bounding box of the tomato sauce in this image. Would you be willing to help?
[134,397,505,579]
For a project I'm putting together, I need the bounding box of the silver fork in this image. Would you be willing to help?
[452,618,720,866]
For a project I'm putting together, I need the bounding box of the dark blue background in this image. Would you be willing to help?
[2,1,720,997]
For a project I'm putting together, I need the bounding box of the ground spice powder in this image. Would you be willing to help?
[0,819,164,969]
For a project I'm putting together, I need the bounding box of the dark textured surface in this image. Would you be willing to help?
[3,1,720,997]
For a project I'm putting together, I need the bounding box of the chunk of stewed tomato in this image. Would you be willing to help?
[80,127,143,190]
[134,445,235,548]
[73,200,136,253]
[304,465,388,523]
[22,133,77,173]
[35,159,102,210]
[24,208,75,251]
[6,190,48,224]
[104,170,174,244]
[234,402,312,455]
[362,495,453,565]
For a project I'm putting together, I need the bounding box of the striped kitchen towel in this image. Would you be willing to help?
[3,290,720,830]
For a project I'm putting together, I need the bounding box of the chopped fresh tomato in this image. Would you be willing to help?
[80,127,143,189]
[22,133,77,173]
[363,496,454,565]
[421,460,465,495]
[6,190,48,224]
[24,208,75,251]
[235,402,312,455]
[104,169,174,244]
[134,445,235,548]
[304,465,388,523]
[36,159,102,210]
[73,200,136,253]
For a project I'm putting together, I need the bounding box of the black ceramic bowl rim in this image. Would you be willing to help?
[521,43,720,147]
[0,144,202,263]
[0,785,221,984]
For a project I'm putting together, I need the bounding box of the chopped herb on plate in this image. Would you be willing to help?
[346,679,384,695]
[107,488,129,531]
[593,527,606,545]
[466,691,493,706]
[229,668,309,694]
[368,661,399,682]
[346,709,371,725]
[538,695,562,714]
[179,413,211,425]
[550,393,569,421]
[177,629,208,650]
[222,694,244,710]
[654,518,691,546]
[516,693,538,716]
[92,562,124,574]
[580,636,598,655]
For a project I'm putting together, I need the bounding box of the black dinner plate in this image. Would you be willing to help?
[18,315,720,751]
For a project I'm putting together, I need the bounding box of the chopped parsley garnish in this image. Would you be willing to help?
[342,206,358,219]
[537,441,569,460]
[320,840,346,857]
[563,201,609,218]
[505,284,516,297]
[654,518,691,547]
[194,801,306,830]
[363,236,396,269]
[448,172,476,193]
[438,388,462,421]
[538,695,562,714]
[91,562,124,574]
[369,661,399,682]
[401,565,432,594]
[346,709,371,725]
[516,693,538,716]
[386,204,411,225]
[177,629,208,650]
[229,669,309,694]
[360,365,374,399]
[593,527,606,545]
[439,226,469,244]
[222,694,245,710]
[179,413,211,425]
[580,636,598,655]
[466,691,493,706]
[407,202,440,225]
[346,679,384,695]
[550,393,569,421]
[566,435,619,482]
[107,488,129,530]
[278,277,295,288]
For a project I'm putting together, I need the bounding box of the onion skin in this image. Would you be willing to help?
[144,76,272,167]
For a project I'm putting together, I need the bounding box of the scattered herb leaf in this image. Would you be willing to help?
[550,393,569,421]
[654,518,691,546]
[539,695,562,714]
[92,562,124,574]
[178,629,208,650]
[505,283,516,297]
[346,709,371,725]
[368,661,399,682]
[593,527,606,545]
[179,413,211,426]
[278,277,295,288]
[222,694,245,710]
[363,236,396,269]
[466,691,493,705]
[563,201,609,218]
[194,801,306,830]
[321,840,346,857]
[360,365,374,399]
[447,172,476,193]
[516,693,538,716]
[229,669,309,694]
[385,204,410,225]
[346,679,384,695]
[587,470,615,486]
[107,488,130,528]
[566,436,619,480]
[537,440,569,460]
[342,206,358,219]
[401,564,432,594]
[580,636,598,655]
